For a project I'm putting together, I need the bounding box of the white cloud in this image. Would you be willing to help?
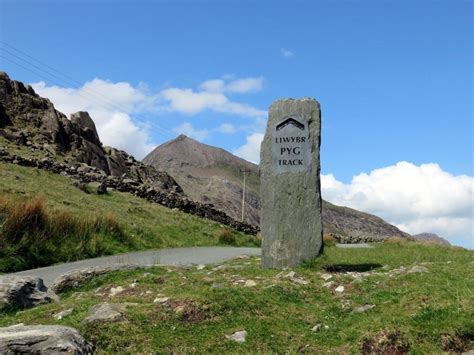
[225,77,264,93]
[321,162,473,247]
[172,122,209,141]
[31,75,267,158]
[161,76,266,118]
[281,48,294,58]
[31,79,158,159]
[199,76,263,94]
[216,123,237,134]
[233,133,264,164]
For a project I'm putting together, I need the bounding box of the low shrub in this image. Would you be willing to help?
[218,229,237,246]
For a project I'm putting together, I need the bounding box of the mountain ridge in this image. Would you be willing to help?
[144,134,412,242]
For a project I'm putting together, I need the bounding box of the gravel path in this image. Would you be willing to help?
[10,247,261,287]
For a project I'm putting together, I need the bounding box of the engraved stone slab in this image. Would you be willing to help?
[260,98,323,268]
[271,116,311,173]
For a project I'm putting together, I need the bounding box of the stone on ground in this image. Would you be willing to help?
[226,330,247,343]
[407,265,429,273]
[0,276,58,310]
[0,325,94,354]
[53,308,74,320]
[84,303,125,324]
[51,264,143,293]
[352,304,376,313]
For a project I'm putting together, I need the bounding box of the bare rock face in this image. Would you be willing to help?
[0,72,181,194]
[0,276,58,310]
[0,324,94,354]
[260,98,323,268]
[70,111,100,145]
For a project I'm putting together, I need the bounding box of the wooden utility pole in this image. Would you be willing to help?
[240,168,251,222]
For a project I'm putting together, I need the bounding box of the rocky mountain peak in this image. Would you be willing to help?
[412,233,450,245]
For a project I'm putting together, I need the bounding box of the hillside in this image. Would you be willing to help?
[1,241,472,353]
[144,135,410,242]
[0,161,258,272]
[0,71,258,234]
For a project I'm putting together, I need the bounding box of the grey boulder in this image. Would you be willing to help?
[0,276,58,310]
[51,264,142,294]
[0,324,94,354]
[84,303,125,324]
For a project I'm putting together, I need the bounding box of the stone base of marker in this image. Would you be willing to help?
[260,98,323,268]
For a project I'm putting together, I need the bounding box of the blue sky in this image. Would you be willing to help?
[1,0,472,248]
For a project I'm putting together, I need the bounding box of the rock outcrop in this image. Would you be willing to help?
[0,325,94,354]
[0,276,58,310]
[0,71,180,191]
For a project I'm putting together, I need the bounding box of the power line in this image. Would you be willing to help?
[0,42,177,141]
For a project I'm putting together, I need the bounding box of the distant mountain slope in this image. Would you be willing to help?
[144,134,260,225]
[413,233,450,246]
[144,135,410,241]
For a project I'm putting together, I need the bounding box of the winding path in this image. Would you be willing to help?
[11,247,261,288]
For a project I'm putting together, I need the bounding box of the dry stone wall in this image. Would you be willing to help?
[0,149,259,235]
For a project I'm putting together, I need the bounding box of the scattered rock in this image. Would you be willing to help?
[277,271,310,285]
[352,304,375,313]
[244,280,257,287]
[407,265,429,274]
[311,324,322,332]
[84,303,125,324]
[51,264,143,293]
[154,297,170,304]
[202,276,214,284]
[53,308,74,320]
[291,277,310,285]
[323,281,335,289]
[226,330,247,343]
[335,285,345,293]
[174,305,186,314]
[196,264,206,270]
[109,286,124,297]
[0,276,58,310]
[0,325,94,354]
[211,282,224,289]
[321,274,333,281]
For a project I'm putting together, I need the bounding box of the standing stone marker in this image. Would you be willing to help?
[261,98,323,268]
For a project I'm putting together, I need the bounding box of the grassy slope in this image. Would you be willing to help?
[0,162,258,271]
[1,242,472,353]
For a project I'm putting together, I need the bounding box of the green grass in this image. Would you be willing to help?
[0,162,259,272]
[1,242,472,353]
